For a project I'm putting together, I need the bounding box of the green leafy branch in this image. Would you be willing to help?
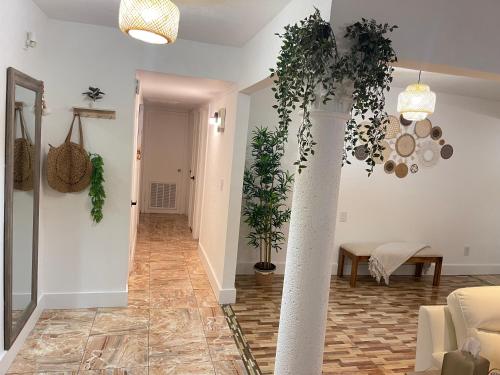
[89,153,106,223]
[270,9,397,175]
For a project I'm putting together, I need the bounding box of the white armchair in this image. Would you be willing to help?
[415,286,500,372]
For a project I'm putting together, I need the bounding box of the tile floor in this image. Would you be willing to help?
[8,214,245,375]
[232,274,499,375]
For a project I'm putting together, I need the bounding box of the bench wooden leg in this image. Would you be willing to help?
[337,248,345,278]
[415,263,424,278]
[350,256,359,288]
[433,258,443,287]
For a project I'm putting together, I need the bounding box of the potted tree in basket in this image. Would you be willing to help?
[242,127,294,286]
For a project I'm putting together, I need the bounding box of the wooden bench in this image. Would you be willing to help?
[337,243,443,288]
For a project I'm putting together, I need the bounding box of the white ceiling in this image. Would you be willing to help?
[33,0,293,47]
[138,70,234,110]
[393,68,500,102]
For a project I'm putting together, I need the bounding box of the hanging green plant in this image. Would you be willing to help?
[270,9,397,174]
[89,153,106,223]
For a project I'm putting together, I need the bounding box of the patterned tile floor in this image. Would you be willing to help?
[8,214,245,375]
[232,273,499,375]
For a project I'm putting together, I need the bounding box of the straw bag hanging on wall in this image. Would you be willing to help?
[47,114,92,193]
[13,105,34,191]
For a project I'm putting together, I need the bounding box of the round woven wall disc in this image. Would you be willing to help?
[384,160,395,174]
[418,141,440,167]
[441,144,454,159]
[400,115,412,126]
[384,115,401,139]
[354,145,369,160]
[410,164,419,174]
[395,163,409,178]
[439,139,445,146]
[415,119,432,138]
[395,134,416,157]
[431,126,443,140]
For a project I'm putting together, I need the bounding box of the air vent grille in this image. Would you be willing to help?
[150,182,176,209]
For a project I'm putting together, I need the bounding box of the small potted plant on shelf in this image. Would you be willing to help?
[242,127,294,286]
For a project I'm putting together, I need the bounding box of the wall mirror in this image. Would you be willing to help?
[4,68,43,349]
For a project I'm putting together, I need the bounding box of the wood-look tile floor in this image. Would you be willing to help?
[8,214,245,375]
[232,274,497,375]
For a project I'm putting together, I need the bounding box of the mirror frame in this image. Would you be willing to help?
[4,67,43,349]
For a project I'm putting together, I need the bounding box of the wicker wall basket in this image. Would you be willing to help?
[13,107,34,191]
[47,114,92,193]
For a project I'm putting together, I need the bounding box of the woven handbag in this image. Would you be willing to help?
[47,114,92,193]
[13,106,34,191]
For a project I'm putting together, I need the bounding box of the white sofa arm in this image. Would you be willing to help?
[415,305,458,371]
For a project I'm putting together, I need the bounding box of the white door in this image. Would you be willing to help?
[141,109,190,214]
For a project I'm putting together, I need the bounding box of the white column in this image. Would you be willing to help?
[274,92,352,375]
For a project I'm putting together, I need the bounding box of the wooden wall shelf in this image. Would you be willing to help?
[73,107,116,120]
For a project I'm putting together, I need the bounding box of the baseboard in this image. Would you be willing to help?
[0,295,46,374]
[43,290,128,309]
[237,261,500,276]
[198,243,236,304]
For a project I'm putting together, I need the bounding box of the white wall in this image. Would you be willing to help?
[0,0,49,365]
[198,90,250,303]
[330,0,500,79]
[34,18,244,308]
[141,106,190,214]
[237,83,500,276]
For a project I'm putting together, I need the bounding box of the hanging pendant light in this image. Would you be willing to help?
[119,0,180,45]
[397,70,436,121]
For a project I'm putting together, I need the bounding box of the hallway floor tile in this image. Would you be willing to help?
[8,214,245,375]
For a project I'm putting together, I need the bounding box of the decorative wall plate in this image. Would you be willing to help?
[415,119,432,138]
[354,145,369,160]
[399,115,412,126]
[441,144,454,159]
[384,160,396,174]
[384,115,401,139]
[410,164,419,174]
[395,134,416,157]
[395,163,408,178]
[431,126,442,140]
[418,141,440,167]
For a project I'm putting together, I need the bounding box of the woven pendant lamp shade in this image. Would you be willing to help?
[397,83,436,121]
[119,0,180,44]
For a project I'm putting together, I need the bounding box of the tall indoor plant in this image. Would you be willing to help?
[270,9,397,174]
[242,127,294,285]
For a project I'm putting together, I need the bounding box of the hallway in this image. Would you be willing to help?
[8,214,244,374]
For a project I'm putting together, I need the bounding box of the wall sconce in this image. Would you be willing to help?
[209,108,226,133]
[25,32,37,49]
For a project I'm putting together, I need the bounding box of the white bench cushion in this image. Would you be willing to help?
[447,286,500,369]
[341,242,441,257]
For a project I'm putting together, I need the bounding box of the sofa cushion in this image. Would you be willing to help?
[447,286,500,369]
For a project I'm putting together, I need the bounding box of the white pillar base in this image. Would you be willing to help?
[274,96,351,375]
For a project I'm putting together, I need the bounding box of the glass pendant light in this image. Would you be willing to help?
[119,0,180,45]
[397,70,436,121]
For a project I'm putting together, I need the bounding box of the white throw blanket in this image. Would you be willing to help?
[368,242,429,285]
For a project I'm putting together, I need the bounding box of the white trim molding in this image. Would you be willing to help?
[237,262,500,276]
[198,243,236,304]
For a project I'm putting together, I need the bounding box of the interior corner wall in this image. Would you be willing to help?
[239,0,333,91]
[198,91,250,304]
[237,84,500,276]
